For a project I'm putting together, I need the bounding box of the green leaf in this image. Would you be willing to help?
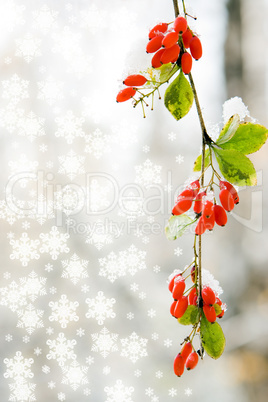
[219,122,268,155]
[164,70,194,120]
[193,148,210,172]
[216,114,240,145]
[213,147,257,186]
[178,305,199,325]
[159,63,179,83]
[200,314,225,359]
[165,214,194,241]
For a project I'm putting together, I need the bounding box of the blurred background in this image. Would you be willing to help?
[0,0,268,401]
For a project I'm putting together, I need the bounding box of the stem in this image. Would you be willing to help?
[173,0,180,17]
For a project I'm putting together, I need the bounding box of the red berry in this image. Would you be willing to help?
[213,204,227,226]
[172,277,186,300]
[181,342,193,361]
[170,300,177,317]
[203,211,215,231]
[188,180,200,197]
[172,189,194,216]
[181,52,192,74]
[189,36,202,60]
[174,353,185,377]
[186,351,199,370]
[174,295,188,318]
[203,304,217,322]
[168,273,181,293]
[219,180,239,204]
[151,48,165,68]
[123,74,147,87]
[174,16,187,34]
[146,34,164,53]
[193,191,206,214]
[188,287,197,305]
[202,200,214,219]
[219,189,235,211]
[195,216,206,235]
[182,27,193,48]
[148,23,168,39]
[162,31,179,48]
[160,44,180,64]
[202,286,216,305]
[190,266,197,283]
[116,87,136,103]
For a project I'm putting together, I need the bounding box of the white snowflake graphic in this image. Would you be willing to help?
[120,332,148,363]
[80,5,105,34]
[46,332,77,367]
[104,379,134,402]
[99,245,146,282]
[135,159,162,188]
[61,360,89,390]
[85,291,116,325]
[118,191,145,221]
[37,77,63,105]
[32,5,58,34]
[54,185,85,216]
[98,251,126,282]
[8,378,36,402]
[17,111,45,141]
[17,303,44,334]
[0,104,24,133]
[49,294,79,328]
[91,327,118,358]
[85,220,114,250]
[58,150,85,180]
[2,74,29,104]
[52,26,82,61]
[39,226,70,260]
[55,110,85,144]
[9,232,40,267]
[19,271,47,302]
[84,128,111,159]
[15,33,41,63]
[0,280,27,312]
[61,253,89,285]
[4,351,34,380]
[120,244,147,276]
[8,154,39,188]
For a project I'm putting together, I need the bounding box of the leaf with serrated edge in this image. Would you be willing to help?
[216,114,240,145]
[193,148,210,172]
[178,305,199,325]
[164,70,193,120]
[165,214,194,241]
[200,314,225,359]
[220,122,268,155]
[213,147,257,186]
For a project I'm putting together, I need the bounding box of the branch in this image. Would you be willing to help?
[173,0,180,17]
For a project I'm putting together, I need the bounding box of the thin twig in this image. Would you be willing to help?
[173,0,180,17]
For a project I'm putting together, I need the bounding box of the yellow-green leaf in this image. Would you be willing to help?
[220,122,268,154]
[200,314,225,359]
[216,114,240,145]
[178,305,199,325]
[213,147,257,186]
[164,70,193,120]
[165,214,195,241]
[193,148,210,172]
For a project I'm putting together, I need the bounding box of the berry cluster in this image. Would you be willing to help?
[168,268,226,377]
[147,16,202,73]
[172,179,239,235]
[116,14,202,107]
